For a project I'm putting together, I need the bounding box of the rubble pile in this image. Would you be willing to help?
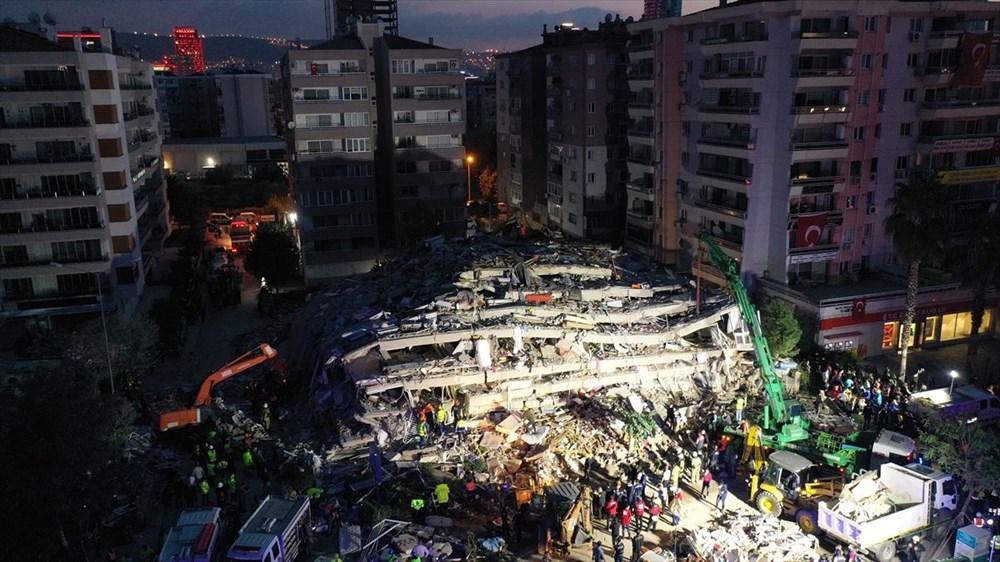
[287,237,745,435]
[688,513,819,562]
[830,470,893,522]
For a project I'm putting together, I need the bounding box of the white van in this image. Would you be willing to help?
[909,385,1000,424]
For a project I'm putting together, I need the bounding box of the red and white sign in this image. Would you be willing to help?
[795,213,827,248]
[852,297,867,321]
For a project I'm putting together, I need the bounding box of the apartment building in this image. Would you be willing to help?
[628,0,1000,357]
[0,26,170,329]
[496,46,548,221]
[154,72,277,140]
[282,22,466,282]
[497,20,631,240]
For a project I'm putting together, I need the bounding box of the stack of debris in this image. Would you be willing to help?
[830,470,893,522]
[688,513,818,562]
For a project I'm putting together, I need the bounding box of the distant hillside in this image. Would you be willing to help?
[121,33,308,71]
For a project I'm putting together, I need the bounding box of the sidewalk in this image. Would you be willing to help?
[861,340,1000,389]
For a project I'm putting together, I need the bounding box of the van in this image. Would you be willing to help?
[209,213,231,226]
[909,385,1000,424]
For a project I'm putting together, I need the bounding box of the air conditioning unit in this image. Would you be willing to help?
[866,206,877,215]
[371,100,377,106]
[870,174,877,182]
[851,176,861,184]
[450,60,459,69]
[451,133,460,139]
[909,31,922,42]
[895,169,909,179]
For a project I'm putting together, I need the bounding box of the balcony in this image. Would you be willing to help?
[120,82,151,90]
[694,198,748,220]
[0,253,110,270]
[698,135,754,149]
[0,222,105,235]
[0,152,94,166]
[626,209,654,223]
[0,81,84,92]
[0,183,100,201]
[916,133,998,151]
[791,68,853,78]
[699,70,764,80]
[698,103,760,114]
[626,126,655,138]
[789,242,840,255]
[0,118,89,129]
[701,33,769,45]
[627,154,655,166]
[920,98,1000,119]
[696,169,751,184]
[627,179,654,194]
[790,173,843,185]
[707,232,743,251]
[123,106,154,121]
[791,105,849,115]
[415,93,462,100]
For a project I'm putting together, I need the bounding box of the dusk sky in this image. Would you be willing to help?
[2,0,719,50]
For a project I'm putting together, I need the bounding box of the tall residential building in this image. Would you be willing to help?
[215,73,277,137]
[334,0,399,35]
[496,46,547,220]
[628,0,1000,357]
[154,72,277,140]
[282,22,466,282]
[0,26,170,330]
[643,0,682,19]
[173,27,205,76]
[497,20,632,240]
[466,75,497,131]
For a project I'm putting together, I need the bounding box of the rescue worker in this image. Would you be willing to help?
[242,448,255,472]
[199,479,211,506]
[262,403,272,431]
[410,496,425,522]
[434,481,450,511]
[423,403,437,434]
[227,473,237,496]
[734,396,746,422]
[417,418,429,446]
[455,418,468,441]
[435,404,448,435]
[206,445,217,463]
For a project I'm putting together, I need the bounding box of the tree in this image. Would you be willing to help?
[960,213,1000,383]
[883,169,953,379]
[760,299,802,358]
[64,315,159,395]
[920,419,1000,558]
[478,167,498,201]
[0,367,116,559]
[263,193,295,216]
[244,224,300,284]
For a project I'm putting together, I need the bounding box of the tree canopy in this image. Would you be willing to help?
[64,315,159,394]
[244,224,301,284]
[760,299,802,358]
[921,419,1000,498]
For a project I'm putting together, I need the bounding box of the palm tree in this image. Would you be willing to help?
[962,213,1000,382]
[883,169,953,379]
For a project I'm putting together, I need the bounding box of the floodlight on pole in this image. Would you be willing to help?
[948,370,959,395]
[50,261,114,394]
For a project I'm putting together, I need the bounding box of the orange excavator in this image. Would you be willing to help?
[154,343,288,432]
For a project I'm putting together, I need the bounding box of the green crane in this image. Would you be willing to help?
[697,232,810,444]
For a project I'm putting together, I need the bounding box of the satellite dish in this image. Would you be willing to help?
[43,13,57,25]
[28,12,40,23]
[286,121,296,130]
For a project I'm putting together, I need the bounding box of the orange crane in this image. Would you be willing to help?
[156,343,288,432]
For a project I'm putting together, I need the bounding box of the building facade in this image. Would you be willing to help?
[173,27,205,76]
[0,26,170,329]
[627,0,1000,357]
[496,46,548,221]
[334,0,399,36]
[282,23,466,282]
[154,72,277,140]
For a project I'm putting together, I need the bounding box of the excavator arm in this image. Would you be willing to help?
[697,233,808,443]
[157,343,287,432]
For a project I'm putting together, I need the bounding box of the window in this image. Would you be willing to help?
[587,150,594,160]
[569,55,578,66]
[882,54,889,69]
[682,122,690,136]
[896,156,909,170]
[587,78,596,90]
[57,272,93,294]
[906,53,920,68]
[429,160,453,172]
[861,54,873,69]
[909,18,924,33]
[607,54,617,65]
[587,126,596,137]
[569,171,578,182]
[845,195,857,209]
[303,114,333,128]
[343,87,368,100]
[687,30,694,42]
[870,158,878,173]
[93,105,118,124]
[344,138,371,152]
[306,140,334,153]
[587,172,596,183]
[857,90,870,106]
[877,89,886,105]
[88,70,114,89]
[903,88,915,102]
[874,124,881,138]
[302,88,331,100]
[899,122,912,136]
[587,102,595,113]
[587,53,596,65]
[343,112,370,127]
[568,213,578,224]
[391,59,414,74]
[52,239,101,261]
[850,161,862,176]
[853,126,866,140]
[864,16,878,32]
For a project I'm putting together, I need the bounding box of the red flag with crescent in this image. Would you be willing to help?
[852,297,867,321]
[795,213,827,248]
[954,32,993,86]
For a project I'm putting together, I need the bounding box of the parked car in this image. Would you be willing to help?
[209,213,232,226]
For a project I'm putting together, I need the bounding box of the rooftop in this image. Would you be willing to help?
[308,34,366,51]
[0,25,72,52]
[383,34,445,50]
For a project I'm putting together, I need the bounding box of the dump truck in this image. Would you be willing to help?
[818,463,959,562]
[158,507,222,562]
[227,495,311,562]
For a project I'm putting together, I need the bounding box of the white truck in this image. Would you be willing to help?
[818,463,959,562]
[158,507,222,562]
[909,385,1000,424]
[226,495,311,562]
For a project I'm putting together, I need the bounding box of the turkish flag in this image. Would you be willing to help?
[852,297,867,321]
[795,213,827,248]
[954,32,993,86]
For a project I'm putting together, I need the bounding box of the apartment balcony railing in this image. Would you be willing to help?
[0,183,100,200]
[708,233,744,251]
[0,222,105,235]
[795,30,858,39]
[791,105,849,115]
[791,68,853,77]
[628,99,654,109]
[701,33,769,45]
[922,98,1000,110]
[124,106,154,121]
[790,173,843,185]
[698,104,761,114]
[626,127,655,138]
[0,81,84,92]
[699,135,754,148]
[0,253,110,269]
[699,70,764,79]
[0,152,94,165]
[626,209,654,223]
[627,154,655,166]
[393,118,463,125]
[415,93,462,100]
[0,118,89,129]
[694,198,748,219]
[626,180,654,194]
[3,285,112,303]
[697,169,750,183]
[120,82,152,90]
[789,243,839,254]
[791,139,849,150]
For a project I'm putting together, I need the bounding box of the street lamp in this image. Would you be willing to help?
[949,370,960,395]
[465,154,475,206]
[50,261,114,394]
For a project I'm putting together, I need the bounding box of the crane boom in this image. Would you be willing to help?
[156,343,287,432]
[697,233,808,443]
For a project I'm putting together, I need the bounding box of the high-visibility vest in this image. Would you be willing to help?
[207,448,217,462]
[456,419,468,431]
[242,451,254,468]
[199,481,210,495]
[436,407,447,424]
[411,498,425,510]
[227,474,237,493]
[417,422,427,436]
[435,483,450,504]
